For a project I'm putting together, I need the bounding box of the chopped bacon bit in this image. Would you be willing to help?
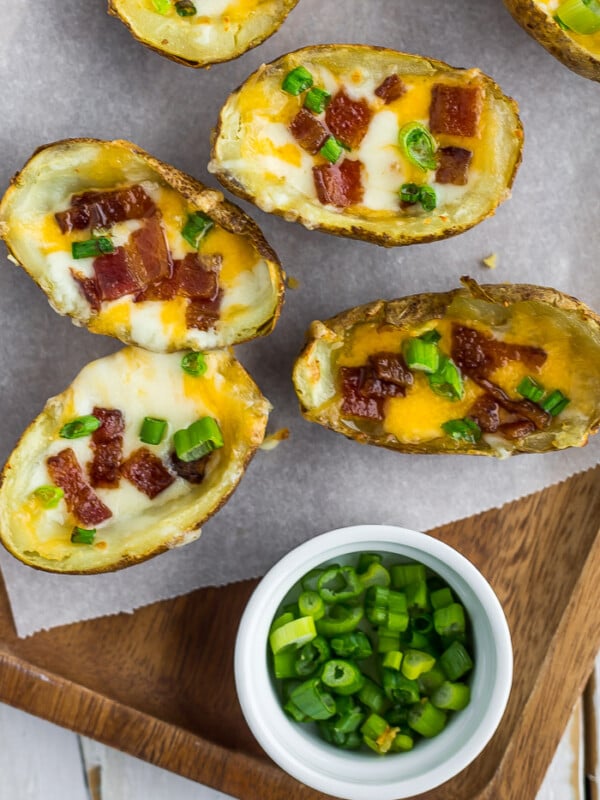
[340,367,385,421]
[93,246,143,301]
[47,448,112,526]
[186,290,223,331]
[121,448,175,499]
[468,395,500,433]
[71,269,101,312]
[360,377,405,398]
[436,146,473,186]
[369,352,413,388]
[325,90,373,149]
[289,109,330,154]
[429,84,483,138]
[55,185,156,233]
[475,377,552,430]
[136,253,221,302]
[374,75,407,104]
[497,420,536,440]
[452,324,547,377]
[170,452,211,484]
[89,408,124,489]
[313,159,364,208]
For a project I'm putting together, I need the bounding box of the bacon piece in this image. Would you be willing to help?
[170,452,211,484]
[360,377,405,399]
[47,448,112,526]
[369,352,413,388]
[89,408,124,489]
[55,185,156,233]
[497,420,536,440]
[93,246,143,301]
[475,377,552,430]
[436,146,473,186]
[313,159,364,208]
[467,395,500,433]
[429,84,483,138]
[374,75,407,104]
[121,448,175,499]
[339,367,384,421]
[325,90,372,149]
[452,324,547,377]
[186,290,223,331]
[136,253,221,302]
[71,269,101,312]
[289,109,330,154]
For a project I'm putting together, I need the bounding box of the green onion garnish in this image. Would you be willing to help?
[321,659,365,695]
[431,587,454,610]
[403,337,440,373]
[517,376,545,403]
[433,603,466,639]
[180,351,207,376]
[418,185,437,212]
[541,389,570,416]
[269,615,317,654]
[439,641,473,681]
[554,12,571,28]
[152,0,171,12]
[441,418,481,444]
[273,650,297,679]
[298,590,326,620]
[173,416,224,462]
[304,87,331,114]
[59,414,101,439]
[330,632,373,660]
[71,527,96,545]
[419,329,441,345]
[290,678,336,720]
[281,66,314,95]
[71,237,114,259]
[428,355,464,400]
[32,485,64,509]
[316,604,363,636]
[182,212,213,249]
[408,701,447,738]
[382,650,403,671]
[317,565,363,603]
[319,137,344,164]
[139,417,167,445]
[391,563,426,588]
[556,0,600,33]
[398,122,438,171]
[401,649,436,680]
[174,0,196,15]
[431,681,471,711]
[294,636,331,677]
[399,183,421,204]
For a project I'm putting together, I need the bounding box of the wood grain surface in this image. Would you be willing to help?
[0,465,598,800]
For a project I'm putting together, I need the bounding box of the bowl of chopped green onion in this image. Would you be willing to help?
[235,525,512,800]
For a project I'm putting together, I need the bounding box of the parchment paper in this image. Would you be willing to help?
[0,0,598,637]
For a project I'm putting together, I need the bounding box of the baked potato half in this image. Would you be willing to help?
[0,347,270,573]
[292,280,600,456]
[210,45,523,247]
[0,139,284,352]
[108,0,300,68]
[504,0,600,81]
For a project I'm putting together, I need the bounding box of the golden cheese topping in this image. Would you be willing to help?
[144,0,263,23]
[536,0,600,54]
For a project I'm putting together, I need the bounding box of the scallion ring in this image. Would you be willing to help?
[398,122,438,171]
[59,415,101,439]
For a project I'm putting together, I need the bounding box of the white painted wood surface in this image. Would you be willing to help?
[0,689,592,800]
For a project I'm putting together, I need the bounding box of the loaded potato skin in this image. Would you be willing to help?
[0,348,270,574]
[210,45,524,247]
[0,139,284,354]
[504,0,600,81]
[293,281,600,456]
[108,0,300,68]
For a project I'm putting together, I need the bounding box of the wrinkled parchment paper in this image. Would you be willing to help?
[0,0,598,636]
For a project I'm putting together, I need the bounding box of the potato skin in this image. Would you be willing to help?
[292,281,600,456]
[108,0,300,68]
[211,45,524,247]
[0,138,284,352]
[504,0,600,81]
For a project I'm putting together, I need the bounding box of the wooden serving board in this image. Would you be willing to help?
[0,466,598,800]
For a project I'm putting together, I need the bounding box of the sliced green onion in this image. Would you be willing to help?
[382,670,420,705]
[398,122,437,171]
[554,12,571,28]
[401,649,436,680]
[317,565,363,603]
[391,732,414,752]
[301,567,326,592]
[408,701,447,738]
[270,611,295,634]
[316,604,363,636]
[298,590,325,620]
[382,650,403,671]
[71,237,114,259]
[269,616,316,655]
[152,0,171,12]
[319,723,362,749]
[411,612,434,635]
[358,561,391,590]
[418,185,437,212]
[418,329,442,345]
[442,418,482,444]
[173,417,223,462]
[180,351,207,377]
[139,417,167,445]
[290,678,336,720]
[60,415,101,439]
[405,580,430,612]
[517,376,545,403]
[358,678,390,714]
[71,527,96,544]
[402,630,437,656]
[391,563,427,588]
[273,650,297,679]
[330,631,373,660]
[32,485,64,509]
[319,137,344,164]
[357,552,381,572]
[174,0,196,16]
[332,696,365,734]
[282,66,314,95]
[431,681,471,711]
[399,183,421,204]
[418,665,448,695]
[321,659,365,695]
[304,87,331,114]
[386,591,409,632]
[433,603,466,639]
[182,212,213,249]
[556,0,600,34]
[294,636,330,677]
[431,587,454,610]
[428,355,464,400]
[541,389,570,416]
[439,641,474,681]
[378,628,401,653]
[284,699,308,722]
[403,338,440,374]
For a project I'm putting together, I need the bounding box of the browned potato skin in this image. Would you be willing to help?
[108,0,300,68]
[504,0,600,81]
[211,45,524,248]
[0,138,285,349]
[293,281,600,456]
